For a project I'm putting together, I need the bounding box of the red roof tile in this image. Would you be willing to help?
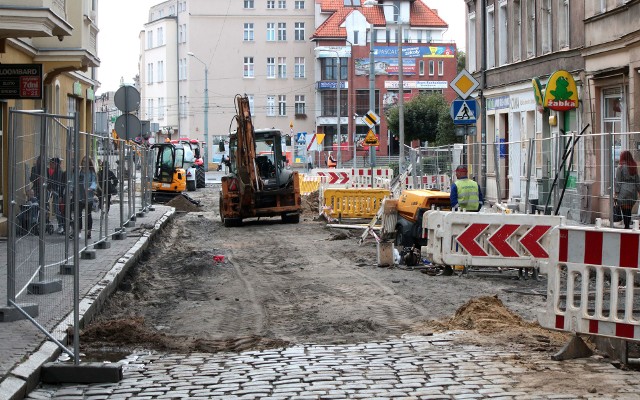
[313,0,448,40]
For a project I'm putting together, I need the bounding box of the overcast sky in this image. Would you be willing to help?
[97,0,465,95]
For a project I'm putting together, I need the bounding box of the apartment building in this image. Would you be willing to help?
[138,0,317,162]
[465,0,586,216]
[311,0,456,164]
[0,0,99,232]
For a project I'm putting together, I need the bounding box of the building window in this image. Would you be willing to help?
[244,0,254,9]
[294,22,305,41]
[278,94,287,117]
[468,12,476,72]
[486,5,495,68]
[355,89,379,115]
[178,24,187,43]
[179,58,185,80]
[541,0,552,54]
[295,95,305,115]
[321,58,347,81]
[244,23,254,41]
[418,60,424,75]
[558,0,569,49]
[267,0,275,8]
[498,1,507,66]
[147,31,153,49]
[278,23,286,41]
[295,0,304,9]
[294,57,305,78]
[267,23,275,41]
[437,60,444,76]
[158,97,165,119]
[278,57,287,78]
[147,99,154,120]
[278,0,286,8]
[267,95,276,116]
[147,63,154,84]
[353,30,360,45]
[526,0,535,58]
[321,91,346,117]
[157,27,164,46]
[179,96,186,118]
[247,95,255,116]
[157,61,164,82]
[428,60,434,76]
[601,87,625,195]
[513,1,521,62]
[243,57,254,78]
[267,57,276,78]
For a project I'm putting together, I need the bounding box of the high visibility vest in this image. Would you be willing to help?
[327,156,337,168]
[454,178,480,211]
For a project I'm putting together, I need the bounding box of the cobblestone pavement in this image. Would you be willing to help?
[27,333,640,399]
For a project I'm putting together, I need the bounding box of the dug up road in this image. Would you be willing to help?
[82,184,616,390]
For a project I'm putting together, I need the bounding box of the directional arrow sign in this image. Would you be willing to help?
[456,223,489,257]
[519,225,551,258]
[488,224,520,257]
[319,171,349,184]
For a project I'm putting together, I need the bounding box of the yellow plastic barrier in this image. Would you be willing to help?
[298,174,323,195]
[323,188,391,219]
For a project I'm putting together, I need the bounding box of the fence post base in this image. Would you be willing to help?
[552,334,593,361]
[80,249,96,259]
[137,209,146,218]
[94,241,111,250]
[112,231,127,240]
[59,264,74,275]
[27,280,62,295]
[125,221,135,228]
[0,304,39,322]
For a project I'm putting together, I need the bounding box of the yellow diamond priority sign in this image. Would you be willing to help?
[450,69,479,99]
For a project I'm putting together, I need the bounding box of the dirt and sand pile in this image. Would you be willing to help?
[301,191,320,218]
[166,194,202,212]
[417,295,569,351]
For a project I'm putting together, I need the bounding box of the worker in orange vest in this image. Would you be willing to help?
[327,152,337,168]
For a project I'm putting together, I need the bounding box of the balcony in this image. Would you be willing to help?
[0,0,72,39]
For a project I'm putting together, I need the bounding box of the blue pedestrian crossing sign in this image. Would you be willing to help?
[451,99,477,125]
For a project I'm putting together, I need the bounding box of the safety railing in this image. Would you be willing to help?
[423,209,563,269]
[539,222,640,342]
[322,188,391,220]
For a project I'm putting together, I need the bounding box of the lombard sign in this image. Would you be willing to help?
[0,64,42,100]
[543,70,579,111]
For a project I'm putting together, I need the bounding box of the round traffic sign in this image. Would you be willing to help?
[114,114,141,140]
[114,85,140,113]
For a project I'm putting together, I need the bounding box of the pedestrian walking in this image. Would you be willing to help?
[614,150,640,229]
[47,157,66,234]
[69,156,97,239]
[97,160,118,214]
[450,165,483,212]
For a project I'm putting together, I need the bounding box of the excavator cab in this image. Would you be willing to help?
[151,143,187,200]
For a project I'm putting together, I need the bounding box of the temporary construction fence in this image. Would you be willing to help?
[2,109,154,364]
[449,130,640,226]
[322,188,391,220]
[538,222,640,344]
[422,209,563,270]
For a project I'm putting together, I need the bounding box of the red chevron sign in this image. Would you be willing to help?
[457,223,489,257]
[458,223,552,258]
[519,225,551,258]
[319,171,349,184]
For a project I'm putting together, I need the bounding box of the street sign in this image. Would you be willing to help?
[316,133,326,144]
[451,99,477,125]
[363,110,380,128]
[456,223,552,258]
[450,69,479,99]
[114,85,140,113]
[363,129,379,147]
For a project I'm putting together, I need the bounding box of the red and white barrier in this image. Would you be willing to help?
[423,210,563,268]
[403,174,450,190]
[539,225,640,342]
[313,168,393,189]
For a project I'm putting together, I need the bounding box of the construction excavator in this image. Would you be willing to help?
[219,94,301,226]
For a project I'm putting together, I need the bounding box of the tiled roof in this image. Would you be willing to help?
[313,0,448,40]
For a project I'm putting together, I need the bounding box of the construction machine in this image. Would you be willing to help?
[394,189,451,266]
[151,142,187,202]
[172,137,206,189]
[219,95,301,226]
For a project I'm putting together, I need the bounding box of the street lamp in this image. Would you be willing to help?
[315,47,342,168]
[188,52,209,171]
[363,0,404,173]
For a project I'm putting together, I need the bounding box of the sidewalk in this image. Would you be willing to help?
[0,200,175,400]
